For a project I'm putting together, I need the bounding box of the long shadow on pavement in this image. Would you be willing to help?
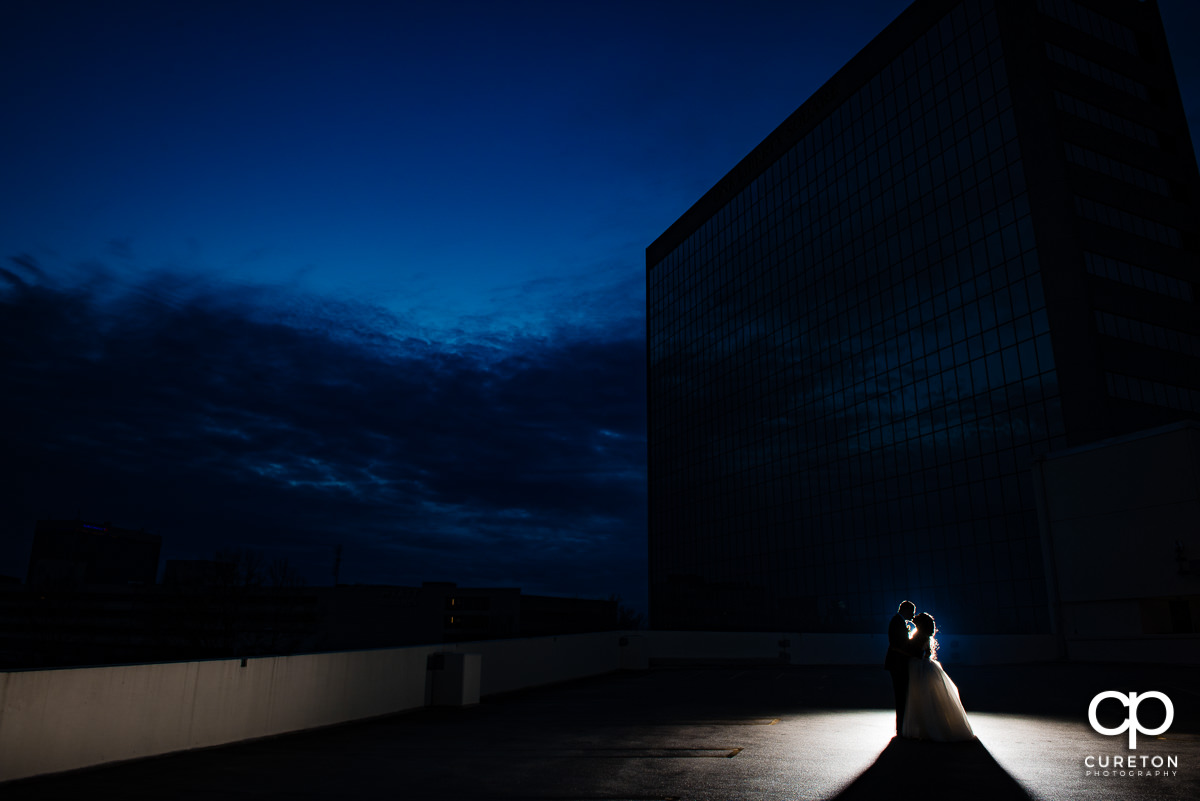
[828,736,1033,801]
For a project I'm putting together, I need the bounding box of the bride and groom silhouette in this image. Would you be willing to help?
[883,600,974,741]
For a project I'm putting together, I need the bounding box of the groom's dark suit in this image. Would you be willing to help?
[883,613,916,733]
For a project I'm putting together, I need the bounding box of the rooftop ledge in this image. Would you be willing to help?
[1,630,1195,785]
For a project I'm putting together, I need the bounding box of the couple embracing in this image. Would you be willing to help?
[883,600,975,741]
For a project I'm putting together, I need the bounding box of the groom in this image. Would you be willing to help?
[883,600,919,734]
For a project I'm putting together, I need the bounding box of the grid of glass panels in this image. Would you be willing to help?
[1045,44,1148,100]
[1036,0,1138,55]
[1064,143,1169,197]
[1075,197,1182,247]
[1106,373,1200,413]
[648,0,1064,634]
[1053,92,1159,147]
[1095,311,1200,359]
[1083,252,1193,301]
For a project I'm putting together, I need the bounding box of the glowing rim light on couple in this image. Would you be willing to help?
[884,600,975,742]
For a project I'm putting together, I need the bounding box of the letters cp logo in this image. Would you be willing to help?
[1088,691,1174,749]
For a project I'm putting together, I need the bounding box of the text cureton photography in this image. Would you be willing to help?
[1084,690,1183,781]
[1084,754,1179,779]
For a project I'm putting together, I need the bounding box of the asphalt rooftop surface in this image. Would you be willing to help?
[6,661,1199,801]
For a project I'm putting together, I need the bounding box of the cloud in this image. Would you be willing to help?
[0,256,647,607]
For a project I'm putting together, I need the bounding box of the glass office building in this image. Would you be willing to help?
[647,0,1199,634]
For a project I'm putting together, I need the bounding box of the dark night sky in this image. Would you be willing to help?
[3,1,1198,615]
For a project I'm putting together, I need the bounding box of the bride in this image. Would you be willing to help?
[901,612,975,741]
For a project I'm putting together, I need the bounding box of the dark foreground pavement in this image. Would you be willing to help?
[6,662,1198,800]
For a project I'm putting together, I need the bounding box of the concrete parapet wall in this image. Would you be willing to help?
[647,630,793,662]
[646,630,1064,666]
[3,629,1176,783]
[935,634,1063,664]
[0,647,435,783]
[439,632,624,696]
[0,632,627,783]
[792,633,887,665]
[1065,635,1200,665]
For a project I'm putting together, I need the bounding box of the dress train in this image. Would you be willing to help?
[901,656,975,742]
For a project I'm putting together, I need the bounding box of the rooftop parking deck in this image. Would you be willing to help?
[6,662,1198,801]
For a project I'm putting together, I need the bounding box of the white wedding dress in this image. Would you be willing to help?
[901,650,975,741]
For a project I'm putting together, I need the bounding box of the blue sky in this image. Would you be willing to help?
[2,0,1197,615]
[2,1,938,324]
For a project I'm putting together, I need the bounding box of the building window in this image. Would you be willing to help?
[1083,252,1193,301]
[1064,143,1169,196]
[1045,44,1148,100]
[1075,196,1182,248]
[1095,311,1200,358]
[1036,0,1139,55]
[1054,92,1159,148]
[1105,373,1200,413]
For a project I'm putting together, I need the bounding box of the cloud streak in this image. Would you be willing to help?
[0,256,647,609]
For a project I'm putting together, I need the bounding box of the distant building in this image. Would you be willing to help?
[314,584,432,650]
[0,572,619,669]
[9,522,621,667]
[0,583,167,668]
[315,583,617,650]
[428,582,523,642]
[162,559,236,587]
[519,593,624,638]
[647,0,1199,633]
[27,520,161,587]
